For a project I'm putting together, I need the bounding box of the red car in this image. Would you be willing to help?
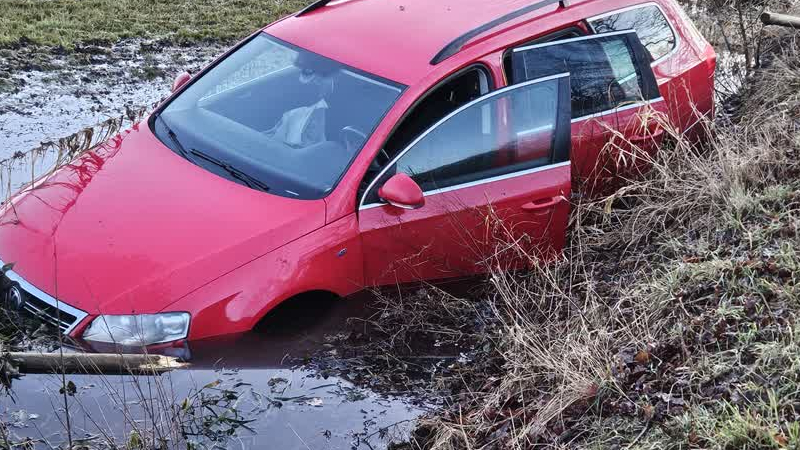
[0,0,715,346]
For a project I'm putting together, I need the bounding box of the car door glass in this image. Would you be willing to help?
[358,68,490,197]
[599,38,639,94]
[383,68,490,160]
[361,74,570,206]
[501,27,585,80]
[511,32,660,119]
[589,4,677,62]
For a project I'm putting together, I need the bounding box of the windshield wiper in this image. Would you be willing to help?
[189,148,271,193]
[158,115,194,162]
[157,116,270,193]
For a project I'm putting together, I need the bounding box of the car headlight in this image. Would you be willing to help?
[82,313,190,346]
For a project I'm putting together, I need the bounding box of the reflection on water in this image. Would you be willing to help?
[0,294,427,449]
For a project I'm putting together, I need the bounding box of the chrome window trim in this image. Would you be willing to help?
[571,96,665,123]
[360,161,571,211]
[0,258,89,335]
[512,29,638,53]
[586,1,681,67]
[357,72,570,211]
[517,123,554,137]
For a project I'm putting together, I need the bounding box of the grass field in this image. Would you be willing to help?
[0,0,308,48]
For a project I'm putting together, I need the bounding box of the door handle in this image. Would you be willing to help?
[521,195,566,212]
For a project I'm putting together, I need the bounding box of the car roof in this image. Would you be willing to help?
[266,0,591,86]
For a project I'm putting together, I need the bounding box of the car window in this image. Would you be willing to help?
[502,27,585,81]
[384,68,490,160]
[364,77,564,203]
[154,34,404,200]
[589,4,677,62]
[599,38,640,93]
[358,67,490,199]
[512,32,652,119]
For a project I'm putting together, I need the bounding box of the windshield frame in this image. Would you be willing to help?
[148,32,407,200]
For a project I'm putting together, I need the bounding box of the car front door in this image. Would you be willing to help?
[509,30,668,194]
[359,73,572,286]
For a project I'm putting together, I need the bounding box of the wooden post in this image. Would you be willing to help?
[6,352,188,375]
[761,12,800,29]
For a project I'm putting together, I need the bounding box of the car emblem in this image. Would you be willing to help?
[6,286,24,310]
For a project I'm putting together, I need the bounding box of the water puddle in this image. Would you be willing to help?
[0,295,429,449]
[4,370,422,449]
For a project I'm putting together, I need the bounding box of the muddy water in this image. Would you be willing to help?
[5,370,422,449]
[0,296,428,449]
[0,40,225,198]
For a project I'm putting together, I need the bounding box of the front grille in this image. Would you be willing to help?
[18,288,79,332]
[1,258,88,335]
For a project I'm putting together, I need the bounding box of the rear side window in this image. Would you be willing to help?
[589,4,677,62]
[381,77,567,196]
[512,32,658,119]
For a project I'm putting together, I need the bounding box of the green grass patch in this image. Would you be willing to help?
[0,0,308,48]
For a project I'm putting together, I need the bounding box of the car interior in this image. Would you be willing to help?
[383,67,490,159]
[359,68,489,198]
[167,61,403,198]
[203,67,399,150]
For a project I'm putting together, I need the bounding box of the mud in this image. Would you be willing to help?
[0,40,225,198]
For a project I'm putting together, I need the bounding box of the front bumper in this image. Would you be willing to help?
[1,258,89,335]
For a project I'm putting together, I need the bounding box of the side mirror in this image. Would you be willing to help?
[171,71,192,93]
[378,173,424,210]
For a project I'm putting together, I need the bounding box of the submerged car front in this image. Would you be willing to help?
[0,32,403,347]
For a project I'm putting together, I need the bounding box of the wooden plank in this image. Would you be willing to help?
[6,352,188,375]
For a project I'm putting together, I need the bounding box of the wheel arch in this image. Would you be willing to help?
[251,289,342,329]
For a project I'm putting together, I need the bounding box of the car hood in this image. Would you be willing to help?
[0,121,326,314]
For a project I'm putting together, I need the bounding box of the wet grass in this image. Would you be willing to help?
[0,0,308,49]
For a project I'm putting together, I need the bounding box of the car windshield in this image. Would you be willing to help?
[154,34,405,199]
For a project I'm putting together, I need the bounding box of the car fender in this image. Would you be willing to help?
[162,214,364,341]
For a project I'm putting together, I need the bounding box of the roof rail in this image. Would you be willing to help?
[296,0,331,16]
[431,0,571,65]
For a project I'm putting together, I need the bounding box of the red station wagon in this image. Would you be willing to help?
[0,0,715,347]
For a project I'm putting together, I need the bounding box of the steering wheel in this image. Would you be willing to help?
[340,126,368,153]
[341,126,391,173]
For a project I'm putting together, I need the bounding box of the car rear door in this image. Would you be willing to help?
[359,74,572,286]
[510,30,668,194]
[588,1,716,143]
